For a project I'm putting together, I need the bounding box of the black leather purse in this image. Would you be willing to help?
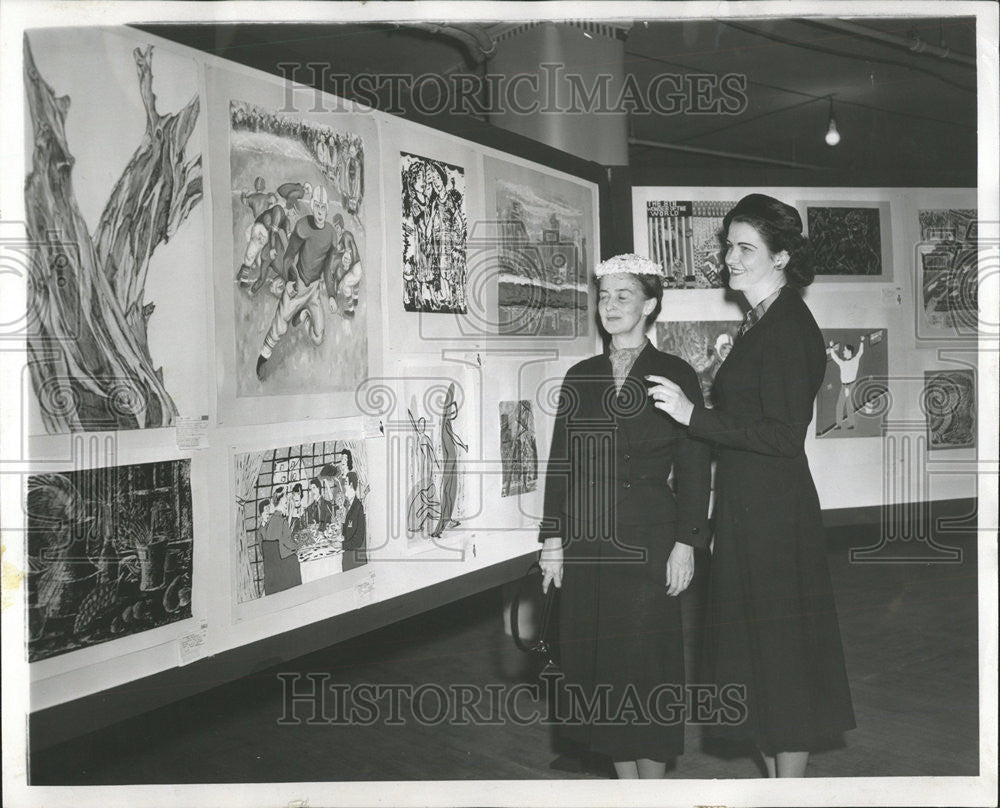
[509,561,560,675]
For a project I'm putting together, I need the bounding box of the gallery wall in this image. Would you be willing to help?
[21,26,979,714]
[632,186,980,512]
[23,26,597,710]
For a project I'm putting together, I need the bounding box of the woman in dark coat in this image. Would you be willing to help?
[646,194,855,777]
[539,254,712,778]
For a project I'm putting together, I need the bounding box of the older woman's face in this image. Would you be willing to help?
[597,273,654,337]
[724,221,786,295]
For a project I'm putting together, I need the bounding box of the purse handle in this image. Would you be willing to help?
[509,561,557,664]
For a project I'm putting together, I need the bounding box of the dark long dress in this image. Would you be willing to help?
[688,286,856,752]
[261,514,301,595]
[540,342,712,762]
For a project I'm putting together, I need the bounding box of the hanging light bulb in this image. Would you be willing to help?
[825,98,841,146]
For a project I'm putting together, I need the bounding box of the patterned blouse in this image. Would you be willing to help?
[609,339,649,392]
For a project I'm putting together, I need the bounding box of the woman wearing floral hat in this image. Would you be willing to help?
[538,253,712,778]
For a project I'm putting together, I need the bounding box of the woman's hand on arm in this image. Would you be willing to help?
[645,375,695,426]
[540,537,564,594]
[665,542,694,597]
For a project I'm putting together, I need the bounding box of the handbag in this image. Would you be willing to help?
[509,561,560,675]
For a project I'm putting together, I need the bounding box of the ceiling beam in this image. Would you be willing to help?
[807,19,976,68]
[628,138,831,170]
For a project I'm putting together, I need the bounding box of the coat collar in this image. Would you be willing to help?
[735,285,796,345]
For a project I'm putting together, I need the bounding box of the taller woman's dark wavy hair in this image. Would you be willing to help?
[722,194,815,287]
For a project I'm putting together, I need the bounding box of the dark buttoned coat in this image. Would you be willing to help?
[539,341,711,761]
[688,286,855,751]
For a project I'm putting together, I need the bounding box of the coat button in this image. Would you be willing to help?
[691,527,700,534]
[623,453,630,462]
[623,481,631,489]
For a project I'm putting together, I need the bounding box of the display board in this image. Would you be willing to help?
[634,185,980,513]
[20,26,601,713]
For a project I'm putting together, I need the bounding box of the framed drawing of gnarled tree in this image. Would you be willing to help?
[24,28,209,434]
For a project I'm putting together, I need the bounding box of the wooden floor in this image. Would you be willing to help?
[30,525,979,783]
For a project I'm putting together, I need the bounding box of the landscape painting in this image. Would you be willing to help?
[485,158,593,338]
[26,459,194,662]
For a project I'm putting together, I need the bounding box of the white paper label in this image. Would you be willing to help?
[363,414,384,439]
[176,415,210,450]
[880,287,903,307]
[355,572,377,607]
[178,620,209,665]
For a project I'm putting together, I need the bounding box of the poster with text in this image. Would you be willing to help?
[646,200,734,288]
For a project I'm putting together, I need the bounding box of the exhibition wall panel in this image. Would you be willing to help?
[632,185,980,512]
[23,26,603,712]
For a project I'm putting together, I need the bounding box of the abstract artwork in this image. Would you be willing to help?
[24,32,204,433]
[815,328,889,438]
[401,152,468,313]
[401,375,474,545]
[26,460,193,662]
[646,200,733,288]
[228,100,367,396]
[486,158,593,338]
[806,205,887,278]
[233,439,370,604]
[924,370,976,450]
[654,320,741,406]
[499,400,538,497]
[918,209,978,330]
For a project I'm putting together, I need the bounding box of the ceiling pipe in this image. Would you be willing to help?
[397,22,497,65]
[808,18,976,68]
[629,137,831,171]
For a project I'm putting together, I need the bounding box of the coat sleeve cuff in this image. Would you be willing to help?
[688,405,710,439]
[676,521,711,550]
[538,516,563,543]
